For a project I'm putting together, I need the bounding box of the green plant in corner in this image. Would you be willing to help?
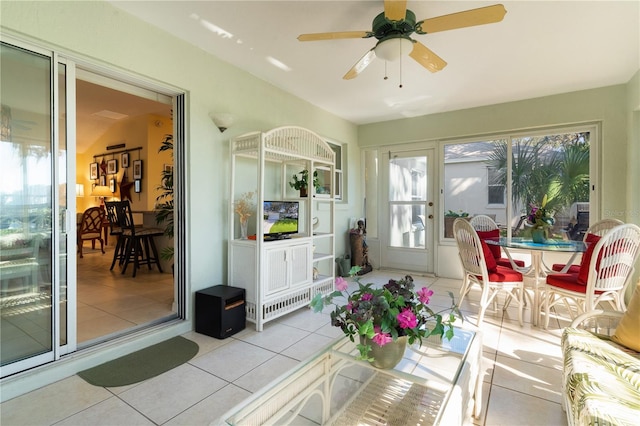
[289,169,321,193]
[155,134,174,261]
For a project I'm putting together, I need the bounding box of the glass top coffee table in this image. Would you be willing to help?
[220,326,481,425]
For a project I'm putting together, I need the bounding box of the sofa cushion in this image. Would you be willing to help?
[612,282,640,352]
[562,327,640,425]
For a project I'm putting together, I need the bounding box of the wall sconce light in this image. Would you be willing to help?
[76,184,85,198]
[209,112,235,133]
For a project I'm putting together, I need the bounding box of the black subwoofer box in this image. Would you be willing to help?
[195,285,246,339]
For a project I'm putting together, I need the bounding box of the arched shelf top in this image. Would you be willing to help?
[232,126,335,165]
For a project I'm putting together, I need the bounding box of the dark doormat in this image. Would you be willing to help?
[77,336,199,387]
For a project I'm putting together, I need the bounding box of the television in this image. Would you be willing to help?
[263,201,299,240]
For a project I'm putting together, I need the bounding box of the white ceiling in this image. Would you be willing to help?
[106,0,639,125]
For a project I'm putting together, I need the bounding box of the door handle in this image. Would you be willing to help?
[428,215,434,219]
[428,202,434,206]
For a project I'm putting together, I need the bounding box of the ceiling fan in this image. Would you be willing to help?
[298,1,507,80]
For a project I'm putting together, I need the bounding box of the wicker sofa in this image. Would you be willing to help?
[561,309,640,425]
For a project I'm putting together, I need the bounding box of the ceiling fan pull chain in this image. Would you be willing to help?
[399,55,403,88]
[384,60,388,80]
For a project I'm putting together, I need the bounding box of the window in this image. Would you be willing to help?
[487,167,505,205]
[443,128,593,240]
[327,140,344,200]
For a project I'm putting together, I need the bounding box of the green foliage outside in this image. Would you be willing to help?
[486,133,590,219]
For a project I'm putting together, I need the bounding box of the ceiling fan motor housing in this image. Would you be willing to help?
[372,9,417,40]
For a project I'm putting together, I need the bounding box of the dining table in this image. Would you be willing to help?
[485,237,587,325]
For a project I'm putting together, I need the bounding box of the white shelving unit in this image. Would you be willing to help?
[229,126,335,331]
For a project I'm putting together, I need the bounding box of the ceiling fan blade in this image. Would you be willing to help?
[409,41,447,73]
[343,49,376,80]
[298,31,370,41]
[417,4,507,34]
[384,0,407,21]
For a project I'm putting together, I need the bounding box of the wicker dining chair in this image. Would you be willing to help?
[469,214,526,269]
[552,218,624,274]
[541,223,640,329]
[454,218,524,326]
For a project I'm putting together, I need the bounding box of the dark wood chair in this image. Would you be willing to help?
[77,207,105,258]
[104,201,126,270]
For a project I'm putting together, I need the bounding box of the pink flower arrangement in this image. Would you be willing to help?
[311,266,460,361]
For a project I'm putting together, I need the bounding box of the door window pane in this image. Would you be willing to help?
[389,155,427,248]
[1,43,54,368]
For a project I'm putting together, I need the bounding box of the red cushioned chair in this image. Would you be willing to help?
[541,223,640,329]
[551,218,624,273]
[470,215,526,269]
[454,218,524,327]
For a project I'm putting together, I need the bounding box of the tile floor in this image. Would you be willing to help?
[76,244,175,344]
[1,269,571,425]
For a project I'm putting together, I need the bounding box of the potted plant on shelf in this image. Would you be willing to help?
[289,169,320,197]
[155,134,174,264]
[310,266,461,369]
[444,210,469,238]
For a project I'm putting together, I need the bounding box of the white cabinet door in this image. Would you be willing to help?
[264,243,310,296]
[289,244,310,288]
[265,247,289,295]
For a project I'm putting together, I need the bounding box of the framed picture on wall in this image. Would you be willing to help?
[109,178,116,193]
[107,159,118,174]
[134,179,141,193]
[99,175,106,186]
[90,162,99,180]
[121,152,129,168]
[133,160,143,179]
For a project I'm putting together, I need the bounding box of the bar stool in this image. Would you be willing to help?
[104,201,126,270]
[113,200,164,278]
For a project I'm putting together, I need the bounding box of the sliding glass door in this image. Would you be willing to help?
[0,41,75,376]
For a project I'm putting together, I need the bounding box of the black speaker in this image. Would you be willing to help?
[195,285,246,339]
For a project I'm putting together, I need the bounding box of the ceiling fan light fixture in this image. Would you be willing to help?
[374,37,413,62]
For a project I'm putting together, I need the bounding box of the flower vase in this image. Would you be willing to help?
[531,228,547,244]
[239,218,248,240]
[299,187,308,198]
[360,336,408,369]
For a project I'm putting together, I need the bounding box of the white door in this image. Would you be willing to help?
[380,149,435,273]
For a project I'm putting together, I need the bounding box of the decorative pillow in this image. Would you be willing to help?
[480,239,498,272]
[612,281,640,352]
[476,229,501,259]
[577,233,601,285]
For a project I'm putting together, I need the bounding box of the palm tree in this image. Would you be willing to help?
[486,133,589,219]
